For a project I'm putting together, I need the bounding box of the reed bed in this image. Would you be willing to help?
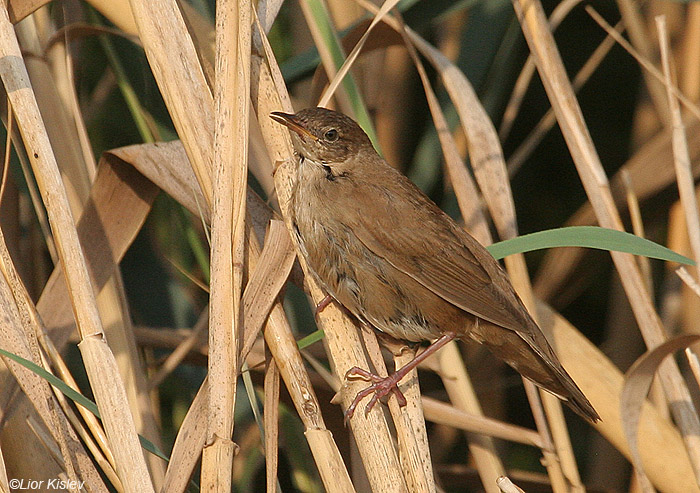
[0,0,698,491]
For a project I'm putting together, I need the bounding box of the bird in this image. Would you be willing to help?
[270,107,600,423]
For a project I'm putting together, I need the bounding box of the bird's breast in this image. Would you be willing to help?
[290,186,364,312]
[290,180,474,342]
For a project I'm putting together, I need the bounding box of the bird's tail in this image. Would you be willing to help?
[470,321,600,422]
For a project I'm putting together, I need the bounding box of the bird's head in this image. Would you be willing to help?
[270,107,374,167]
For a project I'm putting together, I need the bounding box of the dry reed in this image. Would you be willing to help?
[0,0,698,491]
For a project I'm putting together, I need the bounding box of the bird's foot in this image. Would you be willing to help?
[341,332,458,422]
[343,367,407,422]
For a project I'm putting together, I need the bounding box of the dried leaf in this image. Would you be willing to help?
[621,334,700,492]
[240,220,296,361]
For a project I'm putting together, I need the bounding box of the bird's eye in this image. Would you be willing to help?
[324,129,339,142]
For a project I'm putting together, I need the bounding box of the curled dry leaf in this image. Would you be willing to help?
[621,334,700,492]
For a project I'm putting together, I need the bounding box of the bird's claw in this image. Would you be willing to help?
[343,366,407,423]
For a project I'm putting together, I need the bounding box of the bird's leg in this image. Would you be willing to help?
[314,294,334,318]
[315,294,358,321]
[344,331,457,420]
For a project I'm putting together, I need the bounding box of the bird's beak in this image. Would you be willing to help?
[270,112,318,141]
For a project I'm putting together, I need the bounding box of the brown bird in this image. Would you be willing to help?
[270,107,600,423]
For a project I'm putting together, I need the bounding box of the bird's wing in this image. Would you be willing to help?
[341,171,535,334]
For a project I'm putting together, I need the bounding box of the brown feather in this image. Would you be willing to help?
[271,107,600,422]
